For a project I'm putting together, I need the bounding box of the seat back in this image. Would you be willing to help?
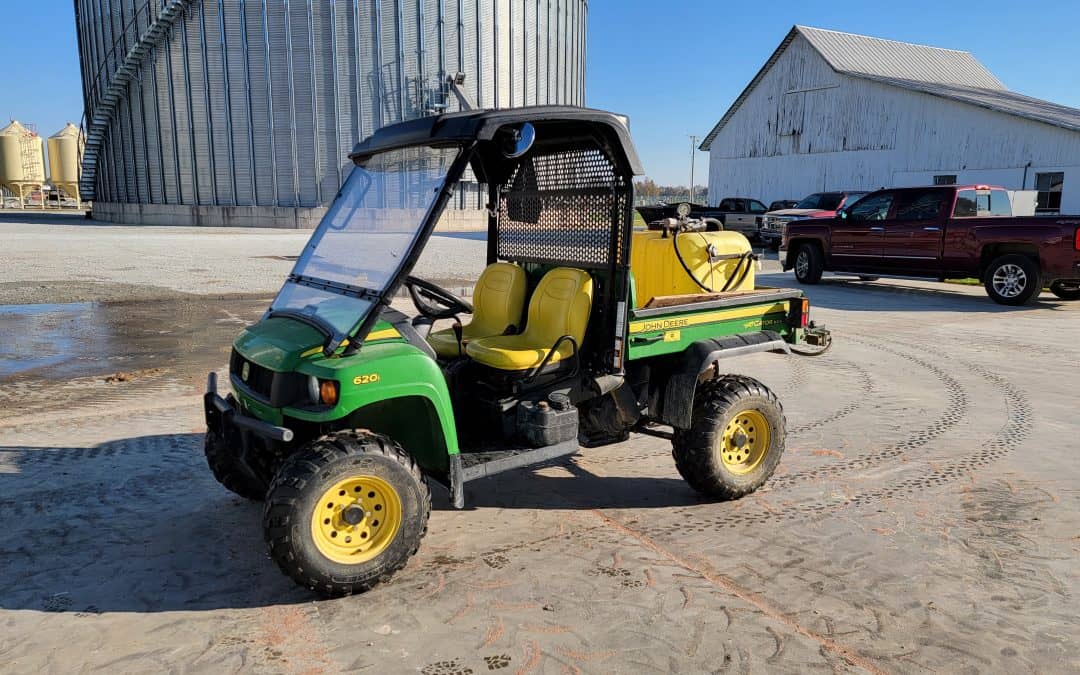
[521,267,594,348]
[470,262,528,336]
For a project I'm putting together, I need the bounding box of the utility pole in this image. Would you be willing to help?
[688,135,698,204]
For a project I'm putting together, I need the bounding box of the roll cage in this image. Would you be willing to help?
[346,106,644,378]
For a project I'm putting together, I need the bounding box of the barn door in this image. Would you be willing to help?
[778,92,805,155]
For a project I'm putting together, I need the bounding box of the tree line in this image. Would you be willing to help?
[634,178,708,202]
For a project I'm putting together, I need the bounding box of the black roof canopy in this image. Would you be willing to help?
[349,106,644,176]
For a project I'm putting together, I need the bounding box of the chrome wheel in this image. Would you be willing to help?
[992,264,1027,298]
[795,250,810,279]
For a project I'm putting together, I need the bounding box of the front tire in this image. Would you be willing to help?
[1049,280,1080,300]
[793,243,824,284]
[672,376,786,500]
[984,254,1041,305]
[263,430,430,598]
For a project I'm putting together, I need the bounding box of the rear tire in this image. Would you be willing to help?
[984,254,1041,305]
[672,376,786,500]
[204,432,269,501]
[263,430,430,598]
[1049,280,1080,300]
[793,243,824,284]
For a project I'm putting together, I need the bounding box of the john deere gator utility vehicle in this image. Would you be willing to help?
[204,106,831,597]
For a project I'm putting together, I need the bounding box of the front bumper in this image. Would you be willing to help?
[204,372,294,442]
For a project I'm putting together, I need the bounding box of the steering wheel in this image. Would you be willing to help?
[404,276,473,320]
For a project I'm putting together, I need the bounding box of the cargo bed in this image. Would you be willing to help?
[626,287,805,360]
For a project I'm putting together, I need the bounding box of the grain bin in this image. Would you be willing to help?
[0,120,46,208]
[48,123,85,207]
[74,0,589,226]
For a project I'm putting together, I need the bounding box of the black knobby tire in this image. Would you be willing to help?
[672,376,786,500]
[1049,280,1080,301]
[263,430,430,598]
[793,243,824,285]
[984,254,1042,305]
[204,432,270,501]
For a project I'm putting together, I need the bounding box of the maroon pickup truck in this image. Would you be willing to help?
[779,185,1080,305]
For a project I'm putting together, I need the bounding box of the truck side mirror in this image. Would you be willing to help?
[837,208,848,220]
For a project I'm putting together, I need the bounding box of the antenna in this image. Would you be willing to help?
[688,135,699,204]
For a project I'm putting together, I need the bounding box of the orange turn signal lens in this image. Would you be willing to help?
[319,380,339,406]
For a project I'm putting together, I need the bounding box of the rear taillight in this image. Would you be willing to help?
[1074,227,1080,251]
[788,297,810,329]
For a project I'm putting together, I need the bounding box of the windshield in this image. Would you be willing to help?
[839,192,868,209]
[269,145,461,339]
[795,193,826,210]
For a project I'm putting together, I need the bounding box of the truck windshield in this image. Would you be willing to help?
[796,193,838,210]
[269,145,461,340]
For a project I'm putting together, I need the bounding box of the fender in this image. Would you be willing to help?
[286,342,460,469]
[781,223,832,270]
[650,332,790,429]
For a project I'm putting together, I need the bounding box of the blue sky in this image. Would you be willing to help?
[2,1,1078,185]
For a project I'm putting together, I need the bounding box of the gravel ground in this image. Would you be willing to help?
[0,213,487,304]
[1,215,1078,673]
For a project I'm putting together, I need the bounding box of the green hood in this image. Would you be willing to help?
[234,316,405,371]
[233,317,324,371]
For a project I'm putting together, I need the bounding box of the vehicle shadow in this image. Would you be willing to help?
[755,271,1073,313]
[0,433,313,613]
[0,435,699,613]
[433,455,704,512]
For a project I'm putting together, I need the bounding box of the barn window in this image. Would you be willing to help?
[1035,172,1064,214]
[933,175,957,185]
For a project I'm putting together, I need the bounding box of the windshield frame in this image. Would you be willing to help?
[269,142,474,354]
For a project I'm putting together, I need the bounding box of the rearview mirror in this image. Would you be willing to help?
[500,123,536,159]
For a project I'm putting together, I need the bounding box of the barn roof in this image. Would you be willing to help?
[797,26,1004,90]
[700,26,1080,149]
[857,75,1080,134]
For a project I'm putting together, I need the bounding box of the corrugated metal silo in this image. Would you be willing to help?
[48,123,86,206]
[0,121,46,208]
[74,0,589,227]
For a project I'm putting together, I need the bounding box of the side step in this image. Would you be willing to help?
[445,439,581,509]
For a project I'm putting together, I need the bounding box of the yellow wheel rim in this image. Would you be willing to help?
[310,475,403,565]
[719,410,770,475]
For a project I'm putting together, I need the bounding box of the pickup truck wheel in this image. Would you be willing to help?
[793,243,824,284]
[263,430,430,598]
[204,432,270,501]
[672,376,786,500]
[1049,281,1080,300]
[984,254,1042,305]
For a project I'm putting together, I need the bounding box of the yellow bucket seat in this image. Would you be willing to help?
[466,267,593,371]
[427,262,528,359]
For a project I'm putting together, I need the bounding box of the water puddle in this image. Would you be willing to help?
[0,297,271,382]
[0,303,97,378]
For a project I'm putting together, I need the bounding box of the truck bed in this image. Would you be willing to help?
[626,287,804,360]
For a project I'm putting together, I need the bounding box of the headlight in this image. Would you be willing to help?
[307,376,340,406]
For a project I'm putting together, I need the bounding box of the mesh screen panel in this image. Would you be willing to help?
[496,146,629,270]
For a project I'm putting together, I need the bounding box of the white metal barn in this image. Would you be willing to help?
[701,26,1080,215]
